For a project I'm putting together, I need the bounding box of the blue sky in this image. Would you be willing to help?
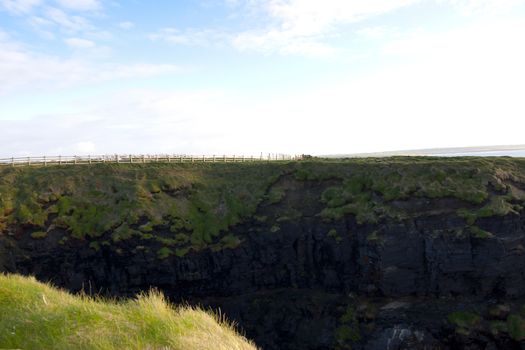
[1,0,525,157]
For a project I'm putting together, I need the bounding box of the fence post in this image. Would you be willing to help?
[223,155,226,162]
[27,157,30,166]
[44,156,47,166]
[89,155,92,164]
[233,155,236,162]
[213,155,215,163]
[202,155,205,162]
[59,155,62,165]
[117,155,120,164]
[168,155,171,163]
[191,156,194,163]
[180,155,183,163]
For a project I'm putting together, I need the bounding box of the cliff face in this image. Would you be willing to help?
[2,158,525,349]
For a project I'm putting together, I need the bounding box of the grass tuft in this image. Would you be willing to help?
[0,274,257,350]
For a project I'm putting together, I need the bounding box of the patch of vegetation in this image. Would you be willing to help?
[310,157,525,225]
[328,228,343,243]
[490,321,508,336]
[2,158,525,255]
[469,226,494,239]
[0,163,287,255]
[220,234,242,249]
[157,247,173,259]
[507,315,525,341]
[0,274,256,350]
[367,231,382,243]
[175,247,191,257]
[30,231,47,239]
[448,311,481,335]
[276,208,302,222]
[89,241,100,251]
[335,304,361,350]
[459,195,518,225]
[266,187,286,204]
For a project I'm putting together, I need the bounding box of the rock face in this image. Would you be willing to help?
[2,162,525,349]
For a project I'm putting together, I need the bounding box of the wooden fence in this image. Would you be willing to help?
[0,154,301,167]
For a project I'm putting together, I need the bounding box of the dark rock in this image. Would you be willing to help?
[3,199,525,349]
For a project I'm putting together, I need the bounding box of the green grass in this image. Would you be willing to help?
[448,311,481,335]
[507,315,525,341]
[327,228,343,243]
[30,231,48,239]
[0,274,257,350]
[1,158,525,255]
[335,305,360,350]
[469,226,494,239]
[0,163,287,255]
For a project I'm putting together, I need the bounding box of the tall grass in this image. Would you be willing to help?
[0,274,257,350]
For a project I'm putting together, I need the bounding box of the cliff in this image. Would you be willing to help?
[2,158,525,349]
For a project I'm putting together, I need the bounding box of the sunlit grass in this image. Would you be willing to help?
[0,274,257,350]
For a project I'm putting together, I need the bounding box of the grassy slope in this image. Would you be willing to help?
[1,157,525,256]
[0,274,257,350]
[0,162,287,257]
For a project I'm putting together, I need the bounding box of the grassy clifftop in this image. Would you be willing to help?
[1,157,525,257]
[0,274,257,350]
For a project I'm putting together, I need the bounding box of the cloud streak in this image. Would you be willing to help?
[55,0,100,11]
[0,32,180,95]
[152,0,525,57]
[0,0,42,14]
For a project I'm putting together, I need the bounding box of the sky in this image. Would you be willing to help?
[1,0,524,157]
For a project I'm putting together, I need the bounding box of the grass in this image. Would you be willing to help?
[469,226,494,239]
[507,315,525,341]
[327,228,343,243]
[0,274,257,350]
[448,311,481,335]
[0,163,286,256]
[335,304,360,350]
[1,157,525,256]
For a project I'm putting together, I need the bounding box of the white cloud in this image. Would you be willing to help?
[54,0,100,11]
[44,7,91,32]
[150,27,229,47]
[118,21,134,30]
[226,0,525,56]
[0,89,239,157]
[265,0,418,34]
[232,29,336,56]
[4,17,525,156]
[438,0,525,14]
[229,0,419,56]
[356,25,396,39]
[64,37,95,48]
[1,0,102,15]
[28,15,55,38]
[75,141,96,153]
[0,33,181,95]
[0,0,42,14]
[150,1,422,56]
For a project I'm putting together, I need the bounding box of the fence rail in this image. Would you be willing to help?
[0,154,301,167]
